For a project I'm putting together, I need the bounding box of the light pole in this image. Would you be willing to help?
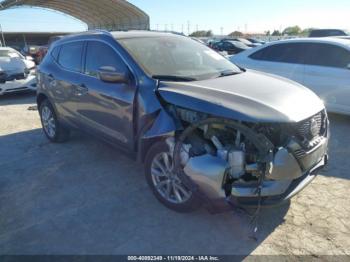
[0,23,6,47]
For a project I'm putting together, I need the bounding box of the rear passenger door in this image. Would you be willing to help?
[303,43,350,114]
[50,41,84,123]
[247,43,305,83]
[76,40,136,149]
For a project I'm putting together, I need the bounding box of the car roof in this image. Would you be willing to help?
[270,37,350,47]
[110,30,184,39]
[226,40,243,44]
[335,36,350,40]
[51,30,185,47]
[310,29,345,32]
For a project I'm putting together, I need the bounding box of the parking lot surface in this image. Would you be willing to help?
[0,93,349,255]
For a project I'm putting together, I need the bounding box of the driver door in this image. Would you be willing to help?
[75,40,136,149]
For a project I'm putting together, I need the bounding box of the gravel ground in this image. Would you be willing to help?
[0,92,349,256]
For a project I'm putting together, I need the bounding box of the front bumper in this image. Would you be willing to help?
[230,154,327,207]
[0,74,36,95]
[184,135,328,208]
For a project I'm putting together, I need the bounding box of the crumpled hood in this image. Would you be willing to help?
[158,70,325,123]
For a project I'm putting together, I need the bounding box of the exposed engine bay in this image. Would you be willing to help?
[165,106,329,206]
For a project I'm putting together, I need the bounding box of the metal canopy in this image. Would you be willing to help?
[0,0,150,31]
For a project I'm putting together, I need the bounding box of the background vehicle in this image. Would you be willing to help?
[0,69,6,83]
[0,47,36,95]
[212,40,250,55]
[35,45,49,64]
[230,38,350,115]
[247,38,266,45]
[21,45,43,64]
[37,31,328,212]
[233,37,261,47]
[207,39,220,48]
[309,29,348,37]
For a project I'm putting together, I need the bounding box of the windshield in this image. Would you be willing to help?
[228,41,249,49]
[118,35,241,81]
[237,38,252,45]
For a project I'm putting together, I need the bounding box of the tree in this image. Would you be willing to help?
[271,30,281,36]
[282,26,301,36]
[228,31,244,37]
[300,28,314,36]
[189,30,213,37]
[265,30,271,36]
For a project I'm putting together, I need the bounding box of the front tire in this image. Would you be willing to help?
[144,141,201,213]
[39,99,70,143]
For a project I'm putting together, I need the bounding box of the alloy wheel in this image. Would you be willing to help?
[41,106,56,138]
[151,152,192,204]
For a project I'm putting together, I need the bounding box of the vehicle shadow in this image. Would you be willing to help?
[0,128,289,255]
[0,91,36,106]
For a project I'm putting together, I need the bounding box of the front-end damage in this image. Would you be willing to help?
[162,106,329,209]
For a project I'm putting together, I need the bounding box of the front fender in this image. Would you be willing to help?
[137,109,176,163]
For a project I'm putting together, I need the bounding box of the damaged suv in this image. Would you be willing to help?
[37,31,329,212]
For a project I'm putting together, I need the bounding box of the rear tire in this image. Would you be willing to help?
[39,99,70,143]
[144,141,201,213]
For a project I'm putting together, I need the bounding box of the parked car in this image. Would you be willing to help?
[207,39,220,48]
[247,38,266,45]
[233,38,261,47]
[37,31,328,212]
[309,29,348,37]
[212,40,250,55]
[21,45,43,64]
[0,69,6,83]
[35,45,49,64]
[230,37,350,115]
[0,47,36,95]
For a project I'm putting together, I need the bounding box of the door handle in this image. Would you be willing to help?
[75,84,89,96]
[47,73,54,81]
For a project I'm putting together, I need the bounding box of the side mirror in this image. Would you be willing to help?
[98,66,128,83]
[347,63,350,70]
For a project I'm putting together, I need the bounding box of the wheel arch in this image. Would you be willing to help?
[137,109,177,164]
[36,93,48,108]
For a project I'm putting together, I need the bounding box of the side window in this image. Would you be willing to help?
[51,46,60,62]
[85,41,126,77]
[58,42,84,72]
[249,48,266,60]
[216,42,223,48]
[305,43,350,68]
[223,42,233,49]
[250,43,305,64]
[250,45,285,61]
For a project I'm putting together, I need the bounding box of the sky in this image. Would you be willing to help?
[0,0,349,34]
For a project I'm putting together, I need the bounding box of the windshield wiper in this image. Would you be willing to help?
[217,70,241,78]
[152,75,197,82]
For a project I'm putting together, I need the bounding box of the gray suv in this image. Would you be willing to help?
[36,31,329,212]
